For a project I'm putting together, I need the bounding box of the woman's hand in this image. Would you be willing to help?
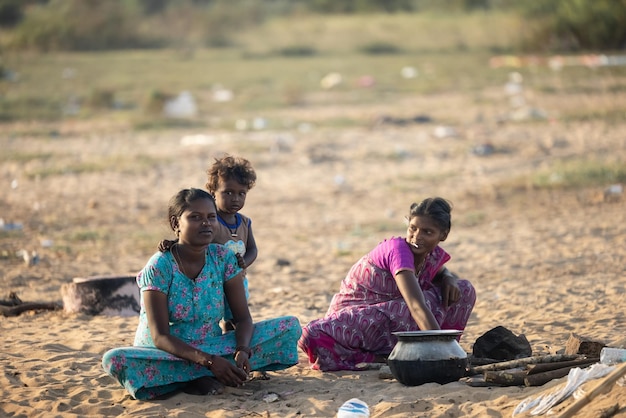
[208,355,248,387]
[395,270,440,330]
[440,273,461,308]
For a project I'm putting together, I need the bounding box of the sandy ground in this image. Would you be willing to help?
[1,90,625,417]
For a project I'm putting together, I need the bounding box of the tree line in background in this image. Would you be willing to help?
[0,0,624,52]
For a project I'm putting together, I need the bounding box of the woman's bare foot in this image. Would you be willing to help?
[183,376,224,395]
[373,355,388,363]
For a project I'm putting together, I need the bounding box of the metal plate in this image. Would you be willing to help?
[392,330,462,338]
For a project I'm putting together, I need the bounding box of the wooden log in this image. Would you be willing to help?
[565,333,606,358]
[1,292,61,316]
[468,357,504,366]
[0,301,61,317]
[484,369,527,386]
[61,275,140,316]
[468,354,581,375]
[526,358,599,375]
[524,362,595,387]
[557,362,626,418]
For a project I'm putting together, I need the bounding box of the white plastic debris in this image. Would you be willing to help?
[163,91,197,119]
[337,398,370,418]
[320,72,342,90]
[401,66,418,79]
[513,363,615,416]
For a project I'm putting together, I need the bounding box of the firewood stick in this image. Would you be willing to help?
[484,369,527,386]
[468,354,581,375]
[524,365,581,386]
[527,358,599,375]
[0,302,61,317]
[557,362,626,418]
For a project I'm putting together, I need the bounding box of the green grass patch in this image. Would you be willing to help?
[276,45,317,57]
[24,154,173,179]
[359,42,403,55]
[0,151,54,163]
[69,230,103,242]
[530,160,626,190]
[560,108,626,124]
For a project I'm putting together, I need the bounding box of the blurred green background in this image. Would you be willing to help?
[0,0,625,125]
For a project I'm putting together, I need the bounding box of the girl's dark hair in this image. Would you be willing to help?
[168,188,215,231]
[205,155,257,193]
[409,197,452,231]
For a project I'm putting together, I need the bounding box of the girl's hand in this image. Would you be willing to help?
[234,349,251,375]
[208,355,248,387]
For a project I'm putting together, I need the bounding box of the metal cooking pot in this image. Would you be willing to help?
[387,330,468,386]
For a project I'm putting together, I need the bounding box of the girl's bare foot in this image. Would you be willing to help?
[250,371,270,380]
[183,376,224,395]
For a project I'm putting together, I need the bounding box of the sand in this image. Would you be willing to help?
[1,91,626,417]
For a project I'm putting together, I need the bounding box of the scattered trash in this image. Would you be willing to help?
[472,143,495,156]
[211,85,233,102]
[320,72,342,90]
[600,347,626,365]
[374,114,432,127]
[163,91,197,119]
[334,175,346,186]
[357,75,375,88]
[11,179,18,189]
[433,125,457,139]
[0,219,23,231]
[604,184,623,202]
[262,392,279,403]
[297,122,313,133]
[40,239,54,248]
[235,119,248,131]
[504,72,524,96]
[62,67,76,79]
[180,134,215,147]
[252,117,268,130]
[62,95,81,116]
[1,68,19,82]
[512,363,615,416]
[401,66,418,79]
[16,249,38,266]
[489,54,626,70]
[508,107,548,122]
[337,398,370,418]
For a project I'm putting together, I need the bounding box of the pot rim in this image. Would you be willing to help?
[393,329,462,338]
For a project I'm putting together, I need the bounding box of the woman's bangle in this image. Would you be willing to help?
[204,354,214,369]
[235,345,252,358]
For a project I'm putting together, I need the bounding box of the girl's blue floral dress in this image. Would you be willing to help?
[102,244,301,400]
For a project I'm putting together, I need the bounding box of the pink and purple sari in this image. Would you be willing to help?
[299,237,476,371]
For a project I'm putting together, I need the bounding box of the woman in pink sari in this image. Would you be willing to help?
[299,197,476,371]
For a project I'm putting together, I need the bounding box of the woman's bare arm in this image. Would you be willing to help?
[394,270,440,330]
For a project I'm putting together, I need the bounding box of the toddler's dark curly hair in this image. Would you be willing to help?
[205,155,257,193]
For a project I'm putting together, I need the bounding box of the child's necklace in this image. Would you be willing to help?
[222,214,238,237]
